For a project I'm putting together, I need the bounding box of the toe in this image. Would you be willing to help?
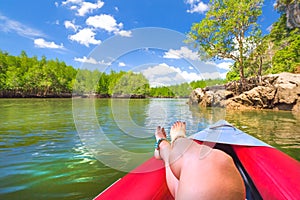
[161,127,166,137]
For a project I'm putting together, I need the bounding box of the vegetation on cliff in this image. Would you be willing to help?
[188,0,263,80]
[226,0,300,81]
[188,0,299,82]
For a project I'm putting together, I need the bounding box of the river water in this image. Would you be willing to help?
[0,98,299,199]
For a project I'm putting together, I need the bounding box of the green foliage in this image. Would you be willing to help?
[267,15,300,74]
[111,71,150,96]
[269,32,300,73]
[0,50,227,98]
[73,69,101,94]
[190,79,226,88]
[149,79,226,98]
[65,69,150,97]
[188,0,263,79]
[0,50,76,97]
[149,86,175,98]
[226,5,300,81]
[149,83,191,98]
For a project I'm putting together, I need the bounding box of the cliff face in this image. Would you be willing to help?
[189,73,300,112]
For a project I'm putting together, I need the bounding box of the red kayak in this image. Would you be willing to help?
[94,121,300,200]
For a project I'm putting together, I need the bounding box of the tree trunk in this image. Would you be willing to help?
[239,64,244,80]
[257,56,263,85]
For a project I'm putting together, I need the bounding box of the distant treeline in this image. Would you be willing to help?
[0,50,225,98]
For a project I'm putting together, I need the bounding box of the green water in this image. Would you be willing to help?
[0,99,299,199]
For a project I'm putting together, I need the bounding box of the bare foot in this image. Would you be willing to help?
[155,126,167,141]
[170,121,186,143]
[154,126,169,159]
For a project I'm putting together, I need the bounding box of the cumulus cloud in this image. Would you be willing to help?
[74,56,112,66]
[163,46,199,60]
[77,1,104,16]
[185,0,209,14]
[141,63,179,87]
[62,0,82,5]
[140,62,226,87]
[64,20,79,31]
[216,62,232,70]
[34,38,64,49]
[118,62,126,67]
[86,14,132,37]
[62,0,104,16]
[69,28,101,47]
[86,14,121,32]
[116,30,132,37]
[74,56,98,64]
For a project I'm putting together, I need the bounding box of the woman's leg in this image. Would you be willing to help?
[169,122,246,200]
[155,122,245,200]
[154,126,178,197]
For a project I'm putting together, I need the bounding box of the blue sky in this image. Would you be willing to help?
[0,0,280,86]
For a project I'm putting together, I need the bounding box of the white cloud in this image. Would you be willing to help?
[0,14,45,39]
[74,56,112,66]
[163,46,199,60]
[34,38,64,49]
[185,0,209,14]
[116,30,132,37]
[86,14,131,37]
[62,0,104,16]
[70,5,78,10]
[118,62,126,67]
[216,62,232,70]
[140,62,227,87]
[62,0,82,6]
[77,1,104,16]
[64,20,78,31]
[69,28,101,47]
[74,56,98,64]
[86,14,121,32]
[99,60,112,66]
[140,63,200,87]
[204,60,232,71]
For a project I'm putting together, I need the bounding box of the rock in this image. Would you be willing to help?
[292,100,300,112]
[189,88,205,105]
[227,86,276,109]
[273,73,300,105]
[189,72,300,111]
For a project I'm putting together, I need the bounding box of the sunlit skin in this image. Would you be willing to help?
[154,121,245,200]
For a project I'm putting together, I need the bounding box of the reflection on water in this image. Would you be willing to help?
[225,109,300,160]
[0,98,299,199]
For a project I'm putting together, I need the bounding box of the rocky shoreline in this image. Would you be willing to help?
[189,73,300,112]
